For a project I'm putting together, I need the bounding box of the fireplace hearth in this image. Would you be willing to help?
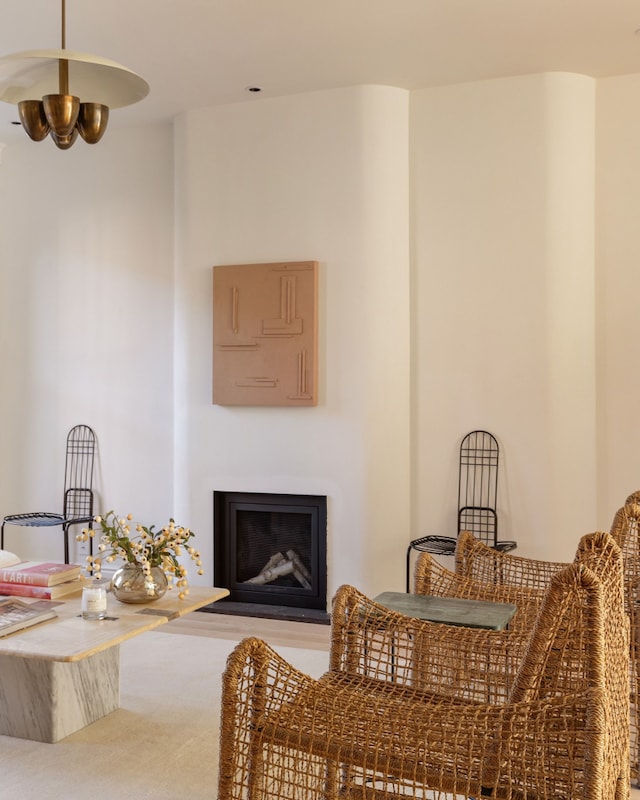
[204,491,328,623]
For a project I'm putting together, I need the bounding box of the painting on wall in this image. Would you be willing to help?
[212,261,318,406]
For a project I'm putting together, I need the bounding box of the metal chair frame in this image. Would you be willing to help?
[406,430,516,591]
[1,425,96,563]
[458,430,500,546]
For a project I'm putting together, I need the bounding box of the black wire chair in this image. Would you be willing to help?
[1,425,96,563]
[406,430,517,591]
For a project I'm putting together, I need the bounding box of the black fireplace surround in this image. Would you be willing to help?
[213,491,327,613]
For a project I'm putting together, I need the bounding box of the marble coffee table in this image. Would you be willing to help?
[0,585,229,742]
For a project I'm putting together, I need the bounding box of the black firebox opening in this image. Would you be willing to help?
[213,491,327,612]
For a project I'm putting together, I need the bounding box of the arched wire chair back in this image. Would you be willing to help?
[1,424,97,563]
[406,430,516,591]
[458,430,499,547]
[63,425,96,521]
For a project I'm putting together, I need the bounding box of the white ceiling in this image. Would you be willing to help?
[1,0,640,145]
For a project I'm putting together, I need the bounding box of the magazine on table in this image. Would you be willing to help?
[0,597,57,637]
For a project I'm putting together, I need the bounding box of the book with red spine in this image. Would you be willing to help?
[0,562,82,587]
[0,577,85,600]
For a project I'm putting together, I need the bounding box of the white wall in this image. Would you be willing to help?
[596,74,640,525]
[0,70,634,597]
[0,125,175,562]
[411,73,596,561]
[173,86,412,600]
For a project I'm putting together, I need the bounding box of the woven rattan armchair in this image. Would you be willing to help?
[346,530,623,702]
[420,526,639,785]
[609,502,640,783]
[219,532,629,800]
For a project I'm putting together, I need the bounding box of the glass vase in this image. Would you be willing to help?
[111,564,168,603]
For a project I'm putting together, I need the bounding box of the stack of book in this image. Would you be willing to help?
[0,560,85,599]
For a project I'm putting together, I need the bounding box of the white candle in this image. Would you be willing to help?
[81,584,107,620]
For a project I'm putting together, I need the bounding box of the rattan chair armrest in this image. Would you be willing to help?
[626,572,640,626]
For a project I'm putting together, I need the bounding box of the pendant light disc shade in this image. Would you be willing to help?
[0,49,149,108]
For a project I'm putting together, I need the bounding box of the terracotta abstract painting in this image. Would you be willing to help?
[213,261,318,406]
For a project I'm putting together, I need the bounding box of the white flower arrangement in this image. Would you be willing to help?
[77,510,204,599]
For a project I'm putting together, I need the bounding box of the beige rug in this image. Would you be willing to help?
[0,630,327,800]
[2,632,637,800]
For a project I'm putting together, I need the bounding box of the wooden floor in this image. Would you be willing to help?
[161,608,331,651]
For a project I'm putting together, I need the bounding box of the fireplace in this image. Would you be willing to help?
[209,491,328,622]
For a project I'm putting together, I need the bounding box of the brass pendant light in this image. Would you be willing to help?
[0,0,149,149]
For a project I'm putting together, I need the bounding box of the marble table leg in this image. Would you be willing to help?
[0,646,120,743]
